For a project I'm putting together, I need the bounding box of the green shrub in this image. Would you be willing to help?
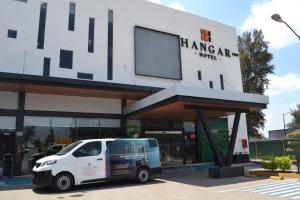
[276,156,291,172]
[262,156,277,172]
[0,160,3,168]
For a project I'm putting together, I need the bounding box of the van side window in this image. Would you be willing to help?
[73,142,102,157]
[148,139,158,148]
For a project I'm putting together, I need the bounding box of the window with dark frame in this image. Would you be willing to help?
[220,74,224,90]
[197,71,202,80]
[209,81,214,89]
[68,3,76,31]
[37,3,47,49]
[7,30,17,38]
[59,50,73,69]
[88,18,95,53]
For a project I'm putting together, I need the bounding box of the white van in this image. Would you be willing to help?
[33,138,161,192]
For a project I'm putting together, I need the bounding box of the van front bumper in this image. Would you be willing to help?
[33,170,54,187]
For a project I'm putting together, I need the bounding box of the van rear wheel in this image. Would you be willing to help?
[136,167,150,183]
[53,172,74,192]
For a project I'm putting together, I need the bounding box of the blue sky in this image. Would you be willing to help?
[147,0,300,137]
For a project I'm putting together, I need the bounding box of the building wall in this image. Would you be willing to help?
[0,0,243,91]
[25,93,122,114]
[0,0,250,158]
[0,91,18,110]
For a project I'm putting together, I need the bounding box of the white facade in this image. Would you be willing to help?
[0,0,266,160]
[0,0,242,91]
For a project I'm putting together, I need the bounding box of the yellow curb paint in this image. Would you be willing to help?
[269,176,284,180]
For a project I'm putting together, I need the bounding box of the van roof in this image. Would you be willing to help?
[79,138,156,142]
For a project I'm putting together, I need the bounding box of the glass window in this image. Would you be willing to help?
[77,118,100,141]
[68,3,76,31]
[57,141,82,156]
[220,74,225,90]
[73,141,102,157]
[88,18,95,53]
[7,30,17,38]
[0,116,16,130]
[59,49,73,69]
[148,139,158,148]
[52,117,76,144]
[37,3,47,49]
[135,26,182,80]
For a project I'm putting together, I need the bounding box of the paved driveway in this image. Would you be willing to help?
[0,170,295,200]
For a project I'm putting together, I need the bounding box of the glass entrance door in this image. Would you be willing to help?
[146,131,183,166]
[0,132,15,158]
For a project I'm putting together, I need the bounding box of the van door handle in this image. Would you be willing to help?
[97,158,103,161]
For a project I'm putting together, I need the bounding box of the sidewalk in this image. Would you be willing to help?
[0,176,32,190]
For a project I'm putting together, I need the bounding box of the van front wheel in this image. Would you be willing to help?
[136,167,150,183]
[53,172,74,192]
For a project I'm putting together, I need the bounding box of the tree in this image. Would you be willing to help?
[238,30,275,138]
[288,105,300,129]
[286,130,300,173]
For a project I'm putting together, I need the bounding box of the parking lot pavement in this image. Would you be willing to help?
[0,170,292,200]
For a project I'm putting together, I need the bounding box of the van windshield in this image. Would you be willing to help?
[56,141,82,156]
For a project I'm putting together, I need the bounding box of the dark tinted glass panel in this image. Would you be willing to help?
[107,10,113,80]
[209,81,213,89]
[7,30,17,38]
[43,57,50,77]
[220,74,224,90]
[59,50,73,69]
[77,72,93,80]
[88,18,95,53]
[68,3,76,31]
[135,26,182,80]
[198,71,202,80]
[37,3,47,49]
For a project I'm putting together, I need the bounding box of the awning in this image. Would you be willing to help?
[124,85,269,120]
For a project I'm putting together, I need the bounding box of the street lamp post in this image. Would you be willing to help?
[283,112,291,137]
[271,14,300,40]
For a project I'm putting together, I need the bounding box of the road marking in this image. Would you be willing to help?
[246,182,299,193]
[281,191,300,197]
[259,184,300,195]
[218,180,294,193]
[243,181,297,191]
[218,180,300,199]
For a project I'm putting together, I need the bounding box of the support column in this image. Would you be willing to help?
[197,110,225,167]
[15,92,25,175]
[226,112,241,166]
[121,99,127,137]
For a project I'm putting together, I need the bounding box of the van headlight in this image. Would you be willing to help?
[41,160,57,167]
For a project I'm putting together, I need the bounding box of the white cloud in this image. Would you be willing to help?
[241,0,300,48]
[167,2,186,11]
[145,0,186,11]
[146,0,161,4]
[266,73,300,96]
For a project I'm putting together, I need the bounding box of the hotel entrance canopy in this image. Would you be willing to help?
[124,85,269,168]
[124,85,269,120]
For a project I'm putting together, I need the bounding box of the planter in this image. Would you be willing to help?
[233,154,250,164]
[249,170,300,179]
[208,166,245,178]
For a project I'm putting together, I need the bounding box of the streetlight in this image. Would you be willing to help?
[283,112,291,137]
[271,14,300,40]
